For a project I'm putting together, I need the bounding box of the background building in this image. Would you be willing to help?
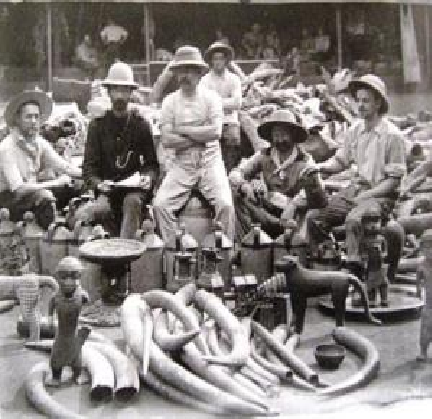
[0,0,431,99]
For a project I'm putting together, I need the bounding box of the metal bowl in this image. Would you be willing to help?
[314,344,346,370]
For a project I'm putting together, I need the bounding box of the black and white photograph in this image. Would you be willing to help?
[1,0,432,417]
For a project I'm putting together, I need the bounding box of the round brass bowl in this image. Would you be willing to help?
[314,343,346,370]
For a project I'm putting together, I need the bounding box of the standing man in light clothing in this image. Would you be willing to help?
[200,42,242,172]
[153,46,235,243]
[306,74,406,283]
[0,90,81,228]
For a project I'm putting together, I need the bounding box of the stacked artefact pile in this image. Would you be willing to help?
[23,284,381,417]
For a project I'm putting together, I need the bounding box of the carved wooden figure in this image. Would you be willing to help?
[45,257,90,387]
[268,255,381,334]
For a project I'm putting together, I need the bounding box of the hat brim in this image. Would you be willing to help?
[4,90,53,127]
[204,45,234,63]
[348,80,389,114]
[169,60,209,71]
[102,80,139,89]
[258,120,308,144]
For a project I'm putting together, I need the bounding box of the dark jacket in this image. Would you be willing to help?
[83,109,159,191]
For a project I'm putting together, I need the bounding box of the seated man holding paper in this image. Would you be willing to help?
[76,62,159,238]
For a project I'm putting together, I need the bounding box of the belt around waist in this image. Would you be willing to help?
[175,141,219,153]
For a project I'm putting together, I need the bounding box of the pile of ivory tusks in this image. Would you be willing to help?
[121,283,357,416]
[23,283,381,417]
[24,331,140,418]
[126,283,380,412]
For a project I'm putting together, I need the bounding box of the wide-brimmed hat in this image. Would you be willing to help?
[102,61,138,89]
[4,89,53,127]
[258,109,308,143]
[169,46,209,71]
[348,74,389,115]
[204,41,234,63]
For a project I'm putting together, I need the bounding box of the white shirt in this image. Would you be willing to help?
[160,85,223,163]
[0,129,69,192]
[200,69,242,125]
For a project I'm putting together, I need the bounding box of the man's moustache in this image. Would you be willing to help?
[113,99,127,108]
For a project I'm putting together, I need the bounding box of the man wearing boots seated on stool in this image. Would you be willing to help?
[0,90,81,229]
[229,109,327,241]
[305,74,406,305]
[153,46,235,243]
[76,61,159,240]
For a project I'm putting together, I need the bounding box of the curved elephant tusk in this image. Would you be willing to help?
[139,369,228,416]
[232,371,268,399]
[120,294,153,376]
[319,327,380,396]
[24,338,115,401]
[122,294,270,416]
[176,297,271,412]
[153,311,200,352]
[141,290,209,355]
[81,345,115,401]
[245,357,280,386]
[24,362,85,419]
[175,282,198,305]
[252,321,320,385]
[239,366,281,397]
[140,302,153,376]
[213,323,281,386]
[251,342,293,383]
[195,289,249,368]
[87,342,139,401]
[285,333,301,352]
[263,343,317,392]
[24,330,114,352]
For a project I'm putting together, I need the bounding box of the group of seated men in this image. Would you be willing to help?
[0,41,408,285]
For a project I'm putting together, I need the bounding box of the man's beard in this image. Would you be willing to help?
[112,99,128,113]
[274,141,292,153]
[179,76,193,88]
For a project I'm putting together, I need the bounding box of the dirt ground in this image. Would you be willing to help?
[1,292,432,419]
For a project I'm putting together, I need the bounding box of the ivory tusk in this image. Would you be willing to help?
[87,341,139,401]
[24,362,85,419]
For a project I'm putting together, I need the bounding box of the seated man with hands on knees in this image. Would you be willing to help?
[0,89,81,229]
[76,61,159,239]
[229,109,327,241]
[305,74,406,279]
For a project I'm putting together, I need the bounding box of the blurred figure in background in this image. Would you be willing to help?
[100,19,128,67]
[75,34,99,79]
[201,42,242,172]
